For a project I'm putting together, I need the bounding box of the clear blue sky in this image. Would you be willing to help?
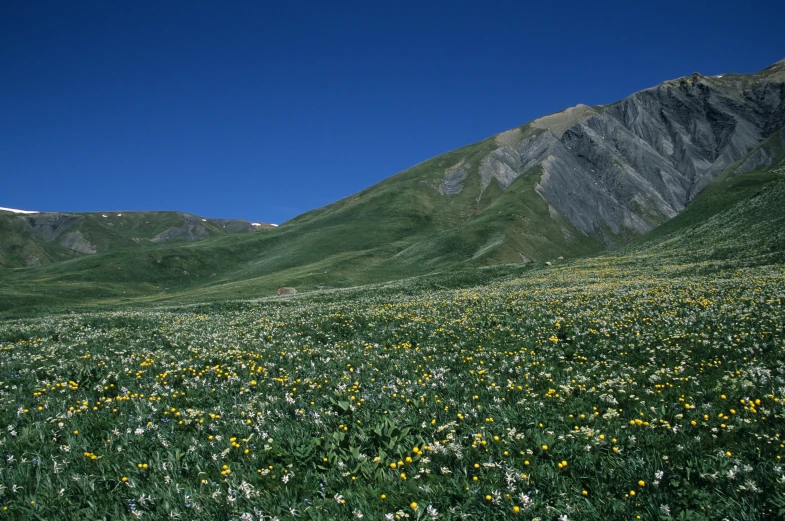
[2,1,784,224]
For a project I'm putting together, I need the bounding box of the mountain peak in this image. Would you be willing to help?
[531,104,598,138]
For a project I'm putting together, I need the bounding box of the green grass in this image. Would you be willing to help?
[0,241,783,519]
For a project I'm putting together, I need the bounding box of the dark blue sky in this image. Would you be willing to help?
[2,1,784,224]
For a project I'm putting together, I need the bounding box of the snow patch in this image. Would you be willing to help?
[0,206,39,214]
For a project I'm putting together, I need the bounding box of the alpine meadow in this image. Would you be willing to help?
[1,57,785,521]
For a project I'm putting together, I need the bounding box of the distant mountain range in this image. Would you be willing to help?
[2,58,784,310]
[0,210,272,268]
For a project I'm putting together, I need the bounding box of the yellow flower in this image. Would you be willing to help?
[410,502,418,510]
[638,480,645,487]
[541,444,548,451]
[629,490,636,496]
[513,505,520,513]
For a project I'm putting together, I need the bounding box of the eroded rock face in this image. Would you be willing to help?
[13,213,82,240]
[59,230,97,254]
[440,167,469,196]
[733,147,774,177]
[468,65,785,243]
[439,160,470,196]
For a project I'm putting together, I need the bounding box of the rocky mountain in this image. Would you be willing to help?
[441,59,785,246]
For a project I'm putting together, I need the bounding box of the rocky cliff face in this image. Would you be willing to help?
[456,59,785,245]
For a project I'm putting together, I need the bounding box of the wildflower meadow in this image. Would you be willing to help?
[1,261,784,520]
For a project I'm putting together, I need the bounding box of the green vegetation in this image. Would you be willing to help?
[0,164,784,519]
[1,242,783,519]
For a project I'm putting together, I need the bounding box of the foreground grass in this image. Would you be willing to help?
[0,258,783,520]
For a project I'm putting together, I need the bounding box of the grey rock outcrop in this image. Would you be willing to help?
[13,213,82,240]
[466,61,785,244]
[733,147,774,176]
[439,161,470,195]
[59,230,97,254]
